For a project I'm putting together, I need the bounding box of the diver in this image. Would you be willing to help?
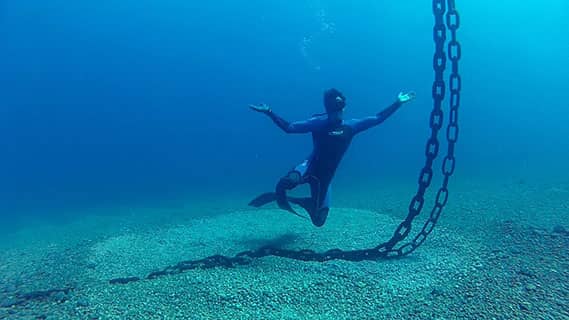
[248,88,416,227]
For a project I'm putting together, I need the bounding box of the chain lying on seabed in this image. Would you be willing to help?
[105,0,462,285]
[0,3,462,303]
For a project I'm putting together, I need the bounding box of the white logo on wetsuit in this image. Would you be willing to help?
[328,129,344,136]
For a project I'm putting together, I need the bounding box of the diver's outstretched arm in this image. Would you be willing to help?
[249,103,317,134]
[349,91,416,134]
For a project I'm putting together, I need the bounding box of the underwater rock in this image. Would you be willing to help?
[430,287,447,297]
[77,298,89,307]
[52,291,67,302]
[0,297,17,308]
[530,227,548,237]
[525,284,537,292]
[517,268,536,278]
[519,301,531,311]
[1,283,17,294]
[552,225,567,235]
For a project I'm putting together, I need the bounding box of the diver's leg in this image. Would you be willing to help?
[316,184,332,226]
[321,184,331,208]
[249,160,309,208]
[275,160,309,213]
[277,160,308,189]
[306,181,331,227]
[312,207,330,227]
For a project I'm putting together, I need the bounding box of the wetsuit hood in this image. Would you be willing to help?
[323,88,346,114]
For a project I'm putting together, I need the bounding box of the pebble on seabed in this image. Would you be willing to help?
[552,225,567,234]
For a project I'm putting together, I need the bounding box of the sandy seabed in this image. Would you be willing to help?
[0,181,568,319]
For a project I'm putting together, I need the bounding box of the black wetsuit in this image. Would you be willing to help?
[249,100,403,227]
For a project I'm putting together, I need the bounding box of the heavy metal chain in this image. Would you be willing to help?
[109,0,462,285]
[383,0,462,258]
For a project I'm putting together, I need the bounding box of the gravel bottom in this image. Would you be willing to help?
[0,204,567,320]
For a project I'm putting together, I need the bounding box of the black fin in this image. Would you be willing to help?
[288,197,315,214]
[248,192,277,207]
[249,191,309,220]
[276,191,308,220]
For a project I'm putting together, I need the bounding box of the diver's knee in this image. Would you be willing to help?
[310,208,329,227]
[312,218,326,227]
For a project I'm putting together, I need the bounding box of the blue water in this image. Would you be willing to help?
[1,1,568,222]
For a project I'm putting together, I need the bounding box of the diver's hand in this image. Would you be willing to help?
[397,91,416,104]
[249,103,271,114]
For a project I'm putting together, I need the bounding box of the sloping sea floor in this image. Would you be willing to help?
[0,179,568,320]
